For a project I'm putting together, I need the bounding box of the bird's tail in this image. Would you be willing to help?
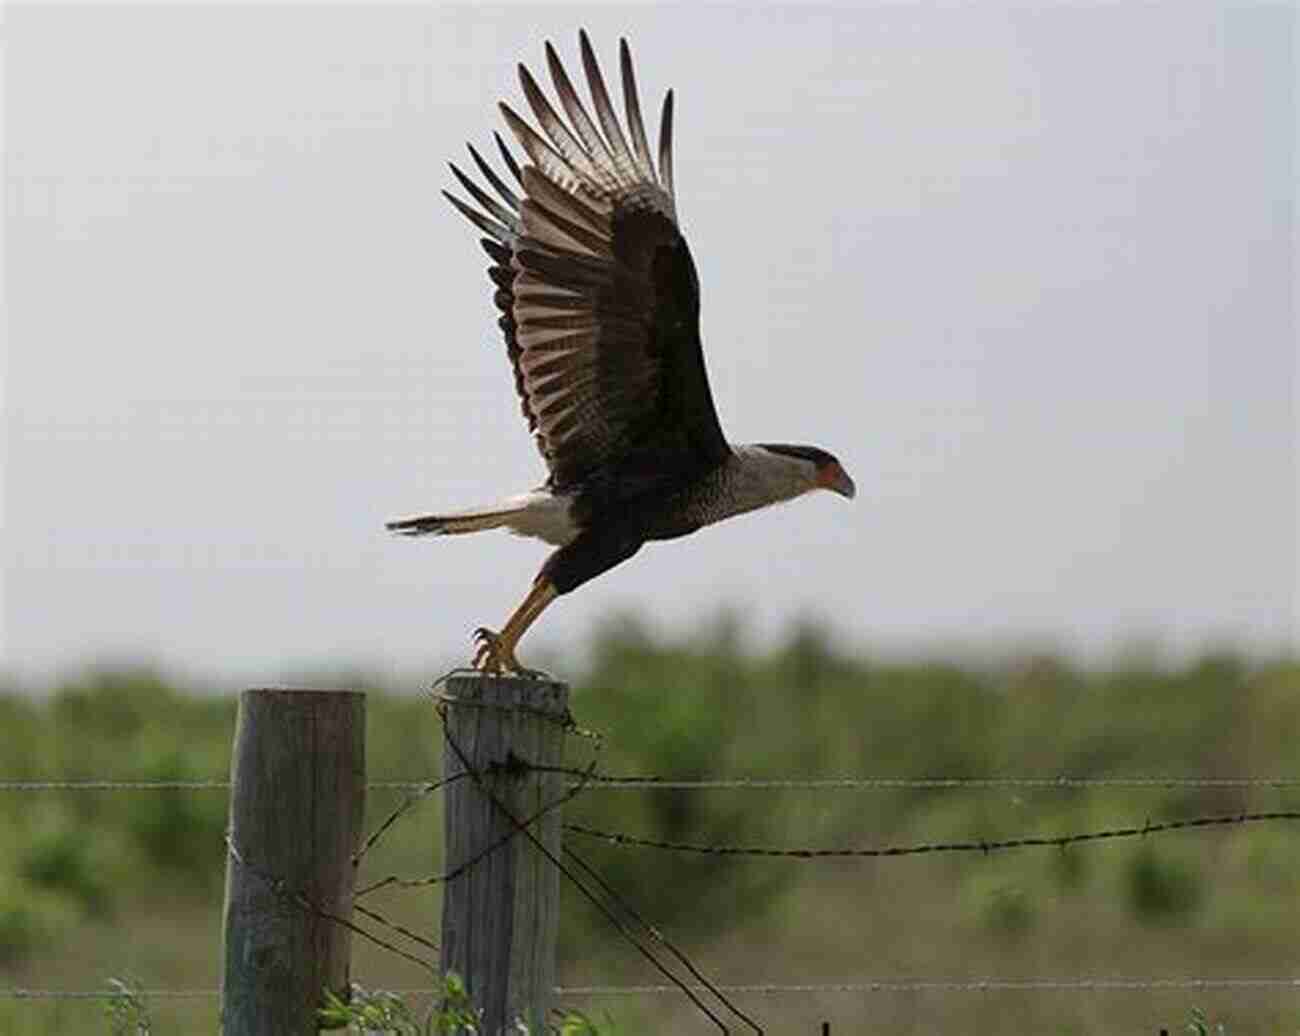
[385,505,522,538]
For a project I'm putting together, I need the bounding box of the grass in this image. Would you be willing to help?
[317,974,617,1034]
[0,616,1297,1033]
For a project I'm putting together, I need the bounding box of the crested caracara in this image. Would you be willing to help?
[388,32,855,674]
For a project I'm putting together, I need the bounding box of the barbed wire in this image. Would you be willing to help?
[561,774,1300,791]
[7,976,1299,1002]
[352,901,441,959]
[6,682,1299,1027]
[6,767,1300,1027]
[354,761,595,898]
[555,977,1300,995]
[1,989,218,1000]
[225,833,437,975]
[353,773,465,865]
[435,698,761,1036]
[565,810,1300,860]
[0,779,435,792]
[0,779,233,791]
[3,774,1299,793]
[561,838,765,1032]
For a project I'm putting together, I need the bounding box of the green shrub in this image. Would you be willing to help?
[0,875,80,963]
[1126,844,1203,924]
[18,812,113,917]
[123,745,226,881]
[963,872,1037,942]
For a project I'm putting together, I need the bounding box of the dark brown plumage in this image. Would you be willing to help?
[446,35,728,501]
[388,32,854,674]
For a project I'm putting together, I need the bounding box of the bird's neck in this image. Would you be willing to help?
[716,444,816,518]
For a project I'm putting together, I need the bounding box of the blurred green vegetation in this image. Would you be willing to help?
[0,617,1297,1033]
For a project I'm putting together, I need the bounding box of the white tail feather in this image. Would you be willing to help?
[386,491,577,546]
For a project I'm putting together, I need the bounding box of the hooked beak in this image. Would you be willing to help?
[820,462,856,500]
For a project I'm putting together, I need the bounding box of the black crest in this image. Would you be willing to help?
[756,443,838,468]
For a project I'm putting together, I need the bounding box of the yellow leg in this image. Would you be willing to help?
[472,579,559,675]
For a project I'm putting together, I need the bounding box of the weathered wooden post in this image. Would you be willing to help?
[221,689,366,1035]
[438,674,569,1035]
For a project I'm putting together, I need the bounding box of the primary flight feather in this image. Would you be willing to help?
[388,32,855,674]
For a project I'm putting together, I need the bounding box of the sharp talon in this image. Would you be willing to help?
[467,625,536,675]
[470,626,514,674]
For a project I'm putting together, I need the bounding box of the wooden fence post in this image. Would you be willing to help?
[221,689,366,1035]
[439,674,569,1036]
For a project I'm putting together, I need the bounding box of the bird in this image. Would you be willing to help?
[387,31,855,675]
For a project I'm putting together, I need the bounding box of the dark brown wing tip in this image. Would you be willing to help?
[544,39,566,81]
[659,88,675,199]
[577,29,601,89]
[493,130,524,188]
[577,28,598,75]
[466,141,521,211]
[618,35,655,180]
[497,100,525,136]
[517,60,543,103]
[442,186,505,239]
[661,89,675,139]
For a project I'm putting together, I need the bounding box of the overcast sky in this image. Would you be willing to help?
[3,3,1295,687]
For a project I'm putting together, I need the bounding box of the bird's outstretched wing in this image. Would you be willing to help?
[444,32,730,493]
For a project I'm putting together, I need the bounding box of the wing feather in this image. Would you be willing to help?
[545,41,618,193]
[448,161,516,230]
[658,90,676,207]
[519,165,612,236]
[513,287,588,312]
[467,141,522,213]
[518,63,605,190]
[578,30,639,186]
[442,189,511,243]
[521,201,605,258]
[619,38,656,183]
[498,103,584,195]
[442,34,727,490]
[493,130,525,189]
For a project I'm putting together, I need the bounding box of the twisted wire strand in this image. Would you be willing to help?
[7,976,1299,1001]
[3,774,1298,792]
[353,773,465,865]
[353,758,596,898]
[225,834,436,975]
[555,977,1300,996]
[0,779,441,791]
[565,810,1300,859]
[561,774,1300,791]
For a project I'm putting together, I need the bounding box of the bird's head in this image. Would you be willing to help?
[754,443,856,500]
